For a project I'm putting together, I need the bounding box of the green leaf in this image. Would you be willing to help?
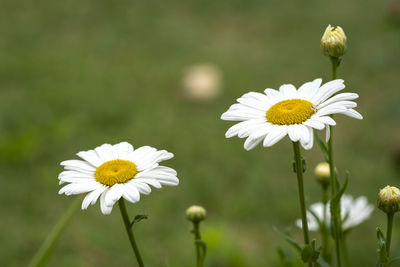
[389,257,400,266]
[195,239,207,257]
[315,133,329,162]
[330,175,348,219]
[376,227,388,264]
[273,226,303,252]
[301,240,321,263]
[301,245,314,263]
[292,157,307,174]
[130,214,148,227]
[329,172,348,240]
[309,208,324,232]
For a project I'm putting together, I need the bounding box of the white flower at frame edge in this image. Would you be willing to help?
[58,142,179,215]
[296,195,374,232]
[221,79,362,150]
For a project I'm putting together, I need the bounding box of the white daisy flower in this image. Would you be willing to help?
[221,78,362,150]
[58,142,179,215]
[296,195,374,232]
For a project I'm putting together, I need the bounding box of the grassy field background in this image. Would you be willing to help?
[1,0,399,266]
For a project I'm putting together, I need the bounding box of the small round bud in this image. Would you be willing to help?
[378,186,400,214]
[314,162,330,188]
[321,24,347,58]
[186,205,206,223]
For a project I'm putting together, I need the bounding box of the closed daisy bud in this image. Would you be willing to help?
[378,186,400,214]
[186,205,206,223]
[321,24,347,58]
[314,162,330,188]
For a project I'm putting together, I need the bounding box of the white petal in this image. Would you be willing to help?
[135,166,179,186]
[104,184,124,207]
[94,144,116,162]
[303,119,325,130]
[315,105,347,117]
[81,186,107,209]
[131,181,152,195]
[264,88,282,103]
[299,124,310,144]
[60,160,96,172]
[311,79,345,104]
[225,119,266,138]
[122,183,141,203]
[59,182,102,195]
[340,109,363,120]
[318,93,359,109]
[314,116,336,126]
[301,127,314,150]
[325,125,330,142]
[237,92,272,110]
[287,125,301,142]
[243,135,265,151]
[279,84,298,99]
[76,150,103,167]
[129,146,174,171]
[135,178,162,188]
[263,126,287,147]
[113,142,134,160]
[297,78,322,101]
[100,191,113,215]
[221,105,266,121]
[58,170,94,179]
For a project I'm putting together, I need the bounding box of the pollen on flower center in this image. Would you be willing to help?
[266,99,316,125]
[95,159,137,186]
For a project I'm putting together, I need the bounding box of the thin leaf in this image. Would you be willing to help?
[315,133,329,162]
[273,226,303,252]
[389,257,400,266]
[130,214,148,227]
[329,173,349,240]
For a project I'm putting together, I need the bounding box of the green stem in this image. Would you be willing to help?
[292,142,312,267]
[341,234,350,267]
[331,57,338,80]
[29,197,80,267]
[329,56,342,267]
[193,222,203,267]
[386,213,394,257]
[118,198,144,267]
[321,187,331,263]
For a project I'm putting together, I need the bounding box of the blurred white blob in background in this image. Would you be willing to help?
[182,63,222,101]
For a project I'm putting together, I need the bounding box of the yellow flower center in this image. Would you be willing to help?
[266,99,316,125]
[95,159,137,186]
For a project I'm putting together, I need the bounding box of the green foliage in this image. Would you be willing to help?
[130,214,148,227]
[1,0,399,266]
[315,133,329,162]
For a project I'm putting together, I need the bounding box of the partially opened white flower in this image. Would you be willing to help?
[221,79,362,150]
[296,195,374,232]
[58,142,179,215]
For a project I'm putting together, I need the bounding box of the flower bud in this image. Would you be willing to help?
[314,162,330,188]
[321,24,347,58]
[186,205,206,223]
[378,186,400,214]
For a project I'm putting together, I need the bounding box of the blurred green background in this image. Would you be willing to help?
[1,0,399,266]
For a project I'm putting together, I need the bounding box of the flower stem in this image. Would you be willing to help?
[118,198,144,267]
[192,222,204,267]
[341,233,350,267]
[292,141,312,267]
[386,213,394,257]
[329,56,342,267]
[321,187,331,263]
[29,197,80,267]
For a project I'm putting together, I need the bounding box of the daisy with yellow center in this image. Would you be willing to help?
[221,78,362,150]
[58,142,179,215]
